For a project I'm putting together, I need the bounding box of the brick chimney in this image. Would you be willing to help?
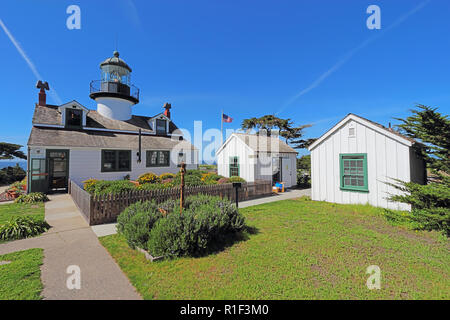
[163,102,171,119]
[36,80,49,106]
[38,88,46,106]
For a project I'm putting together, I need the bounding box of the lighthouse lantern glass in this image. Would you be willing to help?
[101,65,130,86]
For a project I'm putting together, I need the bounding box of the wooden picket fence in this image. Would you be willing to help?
[69,179,272,225]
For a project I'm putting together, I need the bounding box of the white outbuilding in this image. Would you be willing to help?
[216,133,298,187]
[308,114,426,211]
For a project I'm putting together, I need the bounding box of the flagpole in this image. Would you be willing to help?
[221,109,223,146]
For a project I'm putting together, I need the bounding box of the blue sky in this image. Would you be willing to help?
[1,0,449,160]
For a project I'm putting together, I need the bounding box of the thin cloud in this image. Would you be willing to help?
[277,0,432,115]
[0,18,62,104]
[124,0,143,30]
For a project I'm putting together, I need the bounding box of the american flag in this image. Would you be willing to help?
[222,113,233,123]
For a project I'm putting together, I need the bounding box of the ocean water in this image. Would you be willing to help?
[0,161,27,170]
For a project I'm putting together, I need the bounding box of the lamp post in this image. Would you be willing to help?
[232,182,242,208]
[179,162,186,214]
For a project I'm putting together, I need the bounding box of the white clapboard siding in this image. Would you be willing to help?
[217,135,255,182]
[310,115,413,211]
[30,146,198,185]
[216,134,297,187]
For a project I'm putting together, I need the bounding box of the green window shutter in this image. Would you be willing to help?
[339,153,368,192]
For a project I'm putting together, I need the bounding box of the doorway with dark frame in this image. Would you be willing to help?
[46,149,69,193]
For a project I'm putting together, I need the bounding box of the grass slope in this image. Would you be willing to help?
[0,248,44,300]
[100,198,450,299]
[0,202,45,224]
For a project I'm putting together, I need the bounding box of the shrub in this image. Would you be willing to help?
[229,176,246,183]
[0,164,26,185]
[137,182,174,191]
[147,211,187,258]
[137,172,160,184]
[117,201,163,249]
[147,195,245,258]
[161,178,174,184]
[386,175,450,236]
[297,170,311,188]
[15,192,49,203]
[159,173,175,180]
[172,174,203,186]
[83,178,98,193]
[0,216,50,241]
[91,180,136,195]
[217,177,230,184]
[201,173,223,185]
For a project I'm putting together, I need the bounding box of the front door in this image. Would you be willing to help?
[272,157,281,184]
[47,150,69,193]
[282,157,291,187]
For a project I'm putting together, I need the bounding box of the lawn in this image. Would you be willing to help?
[0,248,44,300]
[0,202,45,224]
[100,198,450,300]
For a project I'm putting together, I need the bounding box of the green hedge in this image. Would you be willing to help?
[90,180,136,195]
[84,170,246,195]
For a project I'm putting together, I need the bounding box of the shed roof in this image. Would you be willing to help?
[217,133,297,154]
[308,113,417,151]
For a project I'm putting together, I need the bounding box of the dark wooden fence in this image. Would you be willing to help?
[69,180,272,226]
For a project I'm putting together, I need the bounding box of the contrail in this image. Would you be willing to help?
[0,18,62,104]
[277,0,432,115]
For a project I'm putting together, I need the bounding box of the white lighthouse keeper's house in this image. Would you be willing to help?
[27,51,198,193]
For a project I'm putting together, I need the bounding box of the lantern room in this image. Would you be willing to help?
[100,51,131,85]
[90,51,140,121]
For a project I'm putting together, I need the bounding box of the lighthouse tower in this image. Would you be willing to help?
[89,51,139,121]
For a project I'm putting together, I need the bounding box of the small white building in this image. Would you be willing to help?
[27,51,198,193]
[308,114,426,211]
[216,133,298,187]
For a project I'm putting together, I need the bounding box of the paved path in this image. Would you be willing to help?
[92,188,311,237]
[0,194,141,300]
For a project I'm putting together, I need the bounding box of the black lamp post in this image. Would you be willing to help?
[232,182,242,208]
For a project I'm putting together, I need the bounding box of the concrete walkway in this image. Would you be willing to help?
[0,194,141,300]
[91,188,311,237]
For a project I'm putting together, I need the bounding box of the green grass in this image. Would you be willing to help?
[0,202,45,224]
[100,198,450,300]
[0,248,44,300]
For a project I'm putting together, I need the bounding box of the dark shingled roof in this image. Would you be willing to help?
[234,133,297,154]
[32,105,179,134]
[28,127,197,150]
[29,104,190,149]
